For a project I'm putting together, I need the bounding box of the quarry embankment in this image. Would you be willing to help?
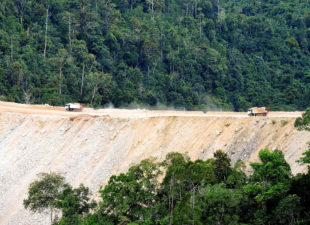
[0,101,309,225]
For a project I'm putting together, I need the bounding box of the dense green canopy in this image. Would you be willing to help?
[25,150,310,224]
[1,0,310,110]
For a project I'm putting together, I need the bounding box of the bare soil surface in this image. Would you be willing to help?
[0,101,303,118]
[0,101,307,225]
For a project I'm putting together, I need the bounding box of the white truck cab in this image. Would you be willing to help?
[65,103,83,111]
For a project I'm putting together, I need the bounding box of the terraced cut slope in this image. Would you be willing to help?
[0,101,309,225]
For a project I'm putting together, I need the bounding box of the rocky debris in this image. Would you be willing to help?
[260,121,267,128]
[216,129,223,136]
[235,127,243,132]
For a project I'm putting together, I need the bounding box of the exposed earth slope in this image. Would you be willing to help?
[0,101,309,225]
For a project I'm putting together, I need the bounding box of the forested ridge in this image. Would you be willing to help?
[0,0,310,110]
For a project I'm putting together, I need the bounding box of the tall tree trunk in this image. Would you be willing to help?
[95,0,98,16]
[17,1,24,25]
[186,4,189,16]
[59,67,62,94]
[18,70,22,86]
[151,0,154,20]
[91,84,98,104]
[191,186,196,225]
[44,7,49,59]
[169,174,174,225]
[194,0,197,18]
[10,36,13,61]
[80,63,85,97]
[23,89,32,104]
[68,14,72,55]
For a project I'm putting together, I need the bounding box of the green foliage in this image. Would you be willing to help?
[97,159,161,223]
[250,149,291,185]
[56,184,96,225]
[295,109,310,166]
[212,150,232,183]
[23,172,67,224]
[201,184,242,225]
[24,172,95,225]
[290,173,310,221]
[1,0,310,110]
[273,194,301,225]
[26,148,310,224]
[295,108,310,131]
[280,120,288,126]
[243,149,293,224]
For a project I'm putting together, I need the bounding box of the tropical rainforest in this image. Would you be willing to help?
[0,0,310,111]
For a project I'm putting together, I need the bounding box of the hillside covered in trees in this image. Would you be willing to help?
[0,0,310,110]
[25,149,310,225]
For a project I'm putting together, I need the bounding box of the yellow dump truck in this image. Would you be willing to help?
[247,107,269,116]
[65,103,84,111]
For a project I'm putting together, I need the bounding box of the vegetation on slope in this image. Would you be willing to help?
[23,113,310,224]
[1,0,310,110]
[25,149,310,224]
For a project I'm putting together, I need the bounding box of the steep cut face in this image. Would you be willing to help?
[0,102,309,225]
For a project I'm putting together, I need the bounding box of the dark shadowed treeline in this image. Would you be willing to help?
[0,0,310,110]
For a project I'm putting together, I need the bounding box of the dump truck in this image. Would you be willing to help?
[65,103,84,111]
[248,107,269,116]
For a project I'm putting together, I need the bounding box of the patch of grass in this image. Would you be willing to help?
[281,120,288,126]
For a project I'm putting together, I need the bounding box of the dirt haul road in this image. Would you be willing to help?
[0,101,308,225]
[0,101,302,118]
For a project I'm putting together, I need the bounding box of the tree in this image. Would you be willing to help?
[43,5,50,59]
[23,172,67,224]
[98,159,161,223]
[161,152,187,225]
[243,149,292,224]
[63,12,74,55]
[161,153,215,225]
[273,194,301,225]
[49,49,69,95]
[56,184,96,225]
[87,71,112,105]
[295,109,310,165]
[72,40,96,97]
[212,150,232,183]
[295,108,310,132]
[200,184,242,225]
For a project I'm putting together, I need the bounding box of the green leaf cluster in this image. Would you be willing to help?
[28,150,308,225]
[24,172,96,224]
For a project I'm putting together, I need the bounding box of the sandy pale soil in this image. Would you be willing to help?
[0,101,308,225]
